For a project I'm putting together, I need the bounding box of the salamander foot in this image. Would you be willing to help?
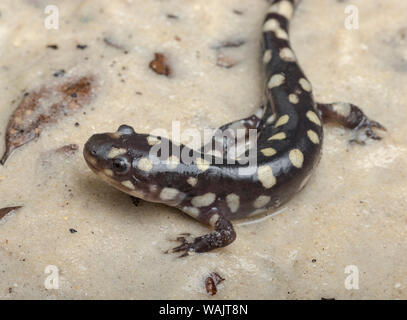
[165,216,236,258]
[316,102,386,144]
[349,117,387,145]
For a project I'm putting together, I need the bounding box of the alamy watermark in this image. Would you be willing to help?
[345,5,359,30]
[44,265,59,290]
[344,265,359,290]
[147,121,259,176]
[44,5,59,30]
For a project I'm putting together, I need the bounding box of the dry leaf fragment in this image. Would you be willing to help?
[103,37,128,53]
[149,53,171,76]
[1,76,94,165]
[55,144,79,156]
[205,272,225,296]
[0,206,23,220]
[211,39,246,50]
[216,54,239,69]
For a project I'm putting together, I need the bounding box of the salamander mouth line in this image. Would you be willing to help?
[83,148,99,172]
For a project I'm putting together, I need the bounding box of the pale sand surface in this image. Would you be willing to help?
[0,0,406,299]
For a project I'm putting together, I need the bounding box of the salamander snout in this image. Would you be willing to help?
[84,133,113,162]
[83,125,135,165]
[83,126,155,199]
[83,132,130,175]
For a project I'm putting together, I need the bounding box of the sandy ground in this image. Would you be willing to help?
[0,0,406,299]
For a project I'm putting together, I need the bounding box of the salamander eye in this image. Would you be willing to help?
[118,125,135,135]
[112,157,130,174]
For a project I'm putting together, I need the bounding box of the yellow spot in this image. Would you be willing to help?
[267,114,276,124]
[108,147,126,159]
[268,132,286,140]
[257,165,276,189]
[183,206,199,218]
[187,177,198,187]
[209,214,220,226]
[253,195,271,209]
[306,111,321,126]
[160,188,180,201]
[268,0,294,20]
[147,136,161,146]
[275,28,288,40]
[196,158,210,172]
[138,158,153,172]
[263,19,279,32]
[275,115,289,128]
[268,74,285,89]
[279,48,296,62]
[166,155,180,169]
[121,180,135,190]
[307,130,320,144]
[87,156,97,167]
[261,148,277,157]
[289,149,304,168]
[104,169,114,177]
[226,194,240,213]
[191,193,216,207]
[332,102,351,118]
[288,94,299,104]
[299,78,312,92]
[263,49,272,64]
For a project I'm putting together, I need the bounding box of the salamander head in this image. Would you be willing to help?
[83,125,155,199]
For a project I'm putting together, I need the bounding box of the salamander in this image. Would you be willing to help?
[83,0,385,257]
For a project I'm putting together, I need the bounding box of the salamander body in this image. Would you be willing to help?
[83,0,385,256]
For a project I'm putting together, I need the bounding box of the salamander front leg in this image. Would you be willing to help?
[201,106,263,156]
[166,210,236,258]
[316,102,386,144]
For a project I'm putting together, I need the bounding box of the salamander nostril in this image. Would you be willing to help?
[91,149,97,155]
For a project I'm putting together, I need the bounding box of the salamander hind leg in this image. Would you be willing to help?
[316,102,386,144]
[166,209,236,258]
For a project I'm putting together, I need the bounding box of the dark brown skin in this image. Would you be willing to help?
[83,0,385,257]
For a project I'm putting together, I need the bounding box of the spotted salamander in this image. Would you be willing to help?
[83,0,385,257]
